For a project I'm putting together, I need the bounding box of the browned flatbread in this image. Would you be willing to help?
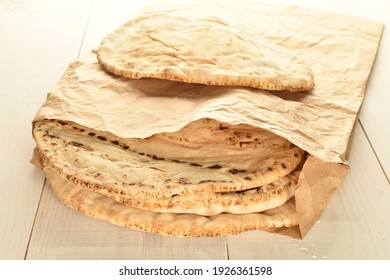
[97,13,314,92]
[102,171,300,216]
[44,167,298,237]
[33,118,305,200]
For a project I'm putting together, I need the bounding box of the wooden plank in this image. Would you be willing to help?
[0,0,92,259]
[25,181,227,260]
[79,0,149,57]
[226,122,390,259]
[358,28,390,181]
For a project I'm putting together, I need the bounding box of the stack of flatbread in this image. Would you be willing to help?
[31,0,383,237]
[34,115,306,236]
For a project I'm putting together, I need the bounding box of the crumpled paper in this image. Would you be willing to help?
[32,0,383,238]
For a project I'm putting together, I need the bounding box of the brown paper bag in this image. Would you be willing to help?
[31,0,382,238]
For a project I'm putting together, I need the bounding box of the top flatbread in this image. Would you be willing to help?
[97,13,314,92]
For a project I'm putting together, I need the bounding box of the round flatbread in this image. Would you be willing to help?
[33,118,305,200]
[97,13,314,92]
[98,171,300,216]
[44,167,298,237]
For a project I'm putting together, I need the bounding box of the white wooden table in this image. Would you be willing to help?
[0,0,389,260]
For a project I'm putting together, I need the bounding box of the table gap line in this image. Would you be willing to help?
[24,178,46,260]
[77,0,95,59]
[359,118,390,185]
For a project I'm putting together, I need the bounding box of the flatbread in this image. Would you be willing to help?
[97,13,314,92]
[44,167,298,237]
[33,118,305,200]
[100,171,300,216]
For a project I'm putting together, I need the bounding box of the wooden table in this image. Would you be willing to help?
[1,0,389,260]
